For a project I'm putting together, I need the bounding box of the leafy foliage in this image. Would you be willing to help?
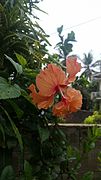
[0,165,15,180]
[55,25,76,63]
[0,0,50,75]
[84,111,101,124]
[81,52,95,81]
[72,72,99,111]
[82,171,94,180]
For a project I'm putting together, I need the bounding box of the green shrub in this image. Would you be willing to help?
[84,111,101,124]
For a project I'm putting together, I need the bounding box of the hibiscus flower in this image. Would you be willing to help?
[28,57,82,117]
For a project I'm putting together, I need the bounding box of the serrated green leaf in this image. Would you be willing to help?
[5,54,23,74]
[0,77,21,99]
[15,53,27,66]
[0,165,15,180]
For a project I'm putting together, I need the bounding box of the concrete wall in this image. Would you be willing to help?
[65,110,93,123]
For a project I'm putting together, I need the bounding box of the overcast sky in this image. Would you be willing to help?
[37,0,101,61]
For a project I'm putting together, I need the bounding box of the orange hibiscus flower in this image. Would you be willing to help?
[28,58,82,117]
[28,64,67,109]
[52,87,82,117]
[66,56,81,83]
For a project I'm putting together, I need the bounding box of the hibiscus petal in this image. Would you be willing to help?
[37,95,54,109]
[66,56,81,83]
[53,101,68,117]
[36,64,66,96]
[28,83,54,109]
[53,87,82,117]
[66,88,82,112]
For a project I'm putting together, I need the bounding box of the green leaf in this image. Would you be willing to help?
[24,160,33,180]
[0,123,5,142]
[0,77,21,99]
[7,114,23,153]
[0,106,23,153]
[7,100,24,119]
[24,68,38,78]
[21,89,32,102]
[5,54,23,74]
[15,53,27,66]
[82,171,94,180]
[0,165,15,180]
[57,25,63,35]
[67,31,76,42]
[38,126,49,143]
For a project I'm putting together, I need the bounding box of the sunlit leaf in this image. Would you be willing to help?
[15,53,27,66]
